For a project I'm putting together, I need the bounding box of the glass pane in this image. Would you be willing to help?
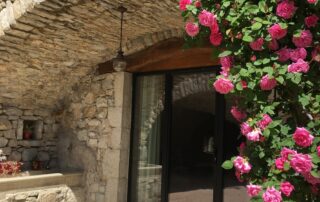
[223,98,250,202]
[130,75,165,202]
[169,72,215,202]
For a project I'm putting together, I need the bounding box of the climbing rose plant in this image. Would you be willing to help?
[180,0,320,201]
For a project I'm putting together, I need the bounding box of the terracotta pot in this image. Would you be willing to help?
[23,131,32,140]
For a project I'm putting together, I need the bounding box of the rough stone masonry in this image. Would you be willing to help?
[0,0,183,201]
[0,0,183,109]
[0,104,58,170]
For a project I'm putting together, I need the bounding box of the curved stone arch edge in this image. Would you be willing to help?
[124,28,184,55]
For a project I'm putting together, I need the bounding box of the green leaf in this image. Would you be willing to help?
[236,82,244,91]
[239,68,250,77]
[283,162,290,171]
[263,129,270,138]
[258,1,267,13]
[243,35,254,42]
[268,120,282,128]
[252,22,262,30]
[254,17,263,22]
[259,151,265,159]
[223,1,231,7]
[263,67,274,74]
[291,74,301,84]
[222,160,234,170]
[276,76,284,84]
[219,50,232,57]
[311,170,320,178]
[254,60,262,66]
[279,23,288,29]
[262,58,271,64]
[311,153,320,164]
[247,5,259,14]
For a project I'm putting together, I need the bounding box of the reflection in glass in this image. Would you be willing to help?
[169,72,215,202]
[130,75,165,202]
[223,98,250,202]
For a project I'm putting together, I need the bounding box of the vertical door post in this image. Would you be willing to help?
[214,92,226,202]
[161,73,173,202]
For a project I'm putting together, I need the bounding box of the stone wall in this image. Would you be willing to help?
[0,0,183,109]
[0,185,84,202]
[57,72,132,202]
[0,104,58,170]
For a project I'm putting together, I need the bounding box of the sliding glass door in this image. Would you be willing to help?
[128,68,249,202]
[129,75,165,202]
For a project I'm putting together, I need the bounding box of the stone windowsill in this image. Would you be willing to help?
[0,171,83,192]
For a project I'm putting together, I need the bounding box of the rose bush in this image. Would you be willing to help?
[180,0,320,201]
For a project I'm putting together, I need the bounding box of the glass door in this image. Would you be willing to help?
[129,68,248,202]
[129,75,166,202]
[169,72,216,202]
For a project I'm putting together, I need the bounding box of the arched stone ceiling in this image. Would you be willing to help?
[0,0,184,109]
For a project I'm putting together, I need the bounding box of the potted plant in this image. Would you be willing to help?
[0,150,22,177]
[23,124,33,140]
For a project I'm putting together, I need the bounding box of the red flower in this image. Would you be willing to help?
[210,32,223,46]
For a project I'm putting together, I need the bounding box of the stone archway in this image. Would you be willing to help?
[172,73,215,102]
[0,0,184,109]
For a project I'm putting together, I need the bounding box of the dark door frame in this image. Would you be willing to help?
[127,66,225,202]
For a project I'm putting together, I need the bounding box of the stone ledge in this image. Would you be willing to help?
[0,171,83,192]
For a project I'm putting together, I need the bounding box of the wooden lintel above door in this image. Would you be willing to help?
[97,38,219,74]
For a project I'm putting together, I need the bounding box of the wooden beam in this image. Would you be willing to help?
[97,38,219,74]
[128,47,218,72]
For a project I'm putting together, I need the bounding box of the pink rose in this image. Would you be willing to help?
[292,30,313,48]
[281,147,297,160]
[276,0,296,19]
[233,156,252,174]
[303,172,320,185]
[268,24,287,40]
[210,32,223,46]
[250,38,264,51]
[288,59,310,73]
[276,47,291,62]
[220,66,230,77]
[305,15,319,28]
[235,171,244,182]
[241,122,253,135]
[211,20,220,34]
[290,153,313,174]
[312,47,320,62]
[247,184,262,197]
[195,0,202,8]
[213,78,234,94]
[220,56,233,68]
[280,182,294,197]
[307,0,318,4]
[293,127,314,147]
[290,48,307,62]
[231,106,247,122]
[317,146,320,157]
[275,157,286,170]
[258,114,273,130]
[199,10,216,27]
[260,75,277,91]
[246,129,262,142]
[262,187,282,202]
[179,0,192,11]
[185,22,199,37]
[241,80,248,89]
[268,39,279,51]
